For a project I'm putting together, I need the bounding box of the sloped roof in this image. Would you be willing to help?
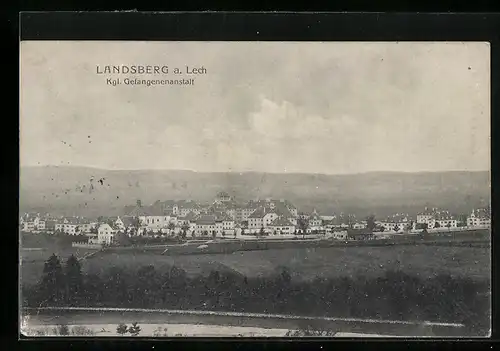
[161,200,201,211]
[248,206,267,219]
[121,216,137,227]
[217,214,234,222]
[99,222,120,231]
[382,214,410,223]
[126,206,148,216]
[261,199,297,210]
[196,215,216,225]
[181,211,198,222]
[435,213,456,220]
[417,207,440,216]
[123,205,136,215]
[65,217,91,225]
[23,213,38,222]
[269,217,294,227]
[474,208,491,219]
[309,212,322,220]
[271,203,294,218]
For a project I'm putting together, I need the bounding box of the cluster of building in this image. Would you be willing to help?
[19,214,97,235]
[19,191,491,245]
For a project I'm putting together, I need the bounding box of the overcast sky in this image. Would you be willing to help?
[20,41,490,174]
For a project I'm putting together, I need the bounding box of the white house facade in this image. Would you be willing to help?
[467,208,491,228]
[97,223,118,245]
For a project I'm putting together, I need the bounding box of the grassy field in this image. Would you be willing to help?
[20,230,490,285]
[77,245,490,283]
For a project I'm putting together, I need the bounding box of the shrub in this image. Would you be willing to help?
[71,326,95,336]
[56,324,70,336]
[128,322,141,336]
[116,323,128,336]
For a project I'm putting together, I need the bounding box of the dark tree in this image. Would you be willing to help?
[128,322,141,336]
[21,262,491,336]
[212,231,217,239]
[347,215,355,229]
[259,226,265,237]
[40,254,65,305]
[406,221,414,232]
[116,323,128,336]
[393,224,399,232]
[434,221,441,228]
[56,324,70,336]
[64,254,83,305]
[297,213,309,239]
[168,222,176,235]
[132,217,141,236]
[366,215,376,232]
[181,222,190,239]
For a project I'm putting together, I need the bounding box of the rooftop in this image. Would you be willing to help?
[472,208,491,219]
[99,222,120,231]
[181,211,199,222]
[248,206,267,219]
[434,213,456,220]
[269,217,294,227]
[196,215,217,225]
[121,216,138,227]
[65,217,91,225]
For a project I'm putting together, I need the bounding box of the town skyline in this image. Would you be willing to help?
[20,41,490,174]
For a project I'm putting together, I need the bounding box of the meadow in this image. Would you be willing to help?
[79,245,490,282]
[20,230,491,285]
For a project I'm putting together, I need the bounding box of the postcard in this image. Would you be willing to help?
[19,40,491,338]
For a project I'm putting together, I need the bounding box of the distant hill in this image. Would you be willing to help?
[19,166,490,219]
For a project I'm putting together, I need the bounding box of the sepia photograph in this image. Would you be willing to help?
[19,41,491,337]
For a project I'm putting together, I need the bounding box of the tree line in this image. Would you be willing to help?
[21,254,490,336]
